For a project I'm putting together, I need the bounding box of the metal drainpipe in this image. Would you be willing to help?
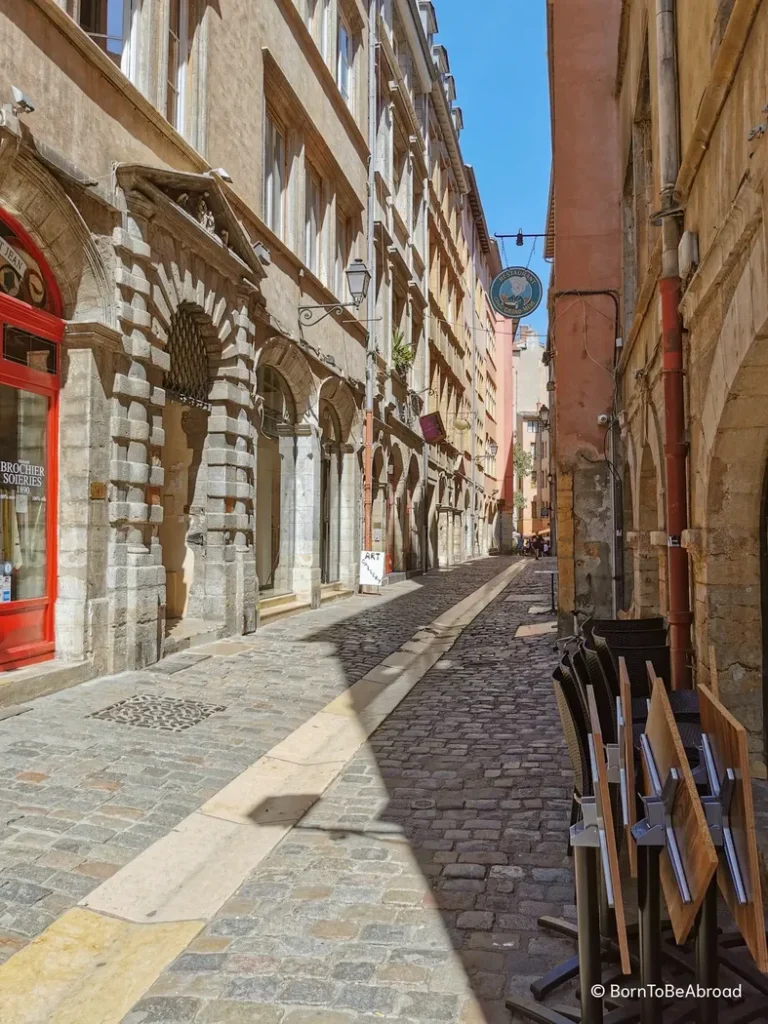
[656,0,692,689]
[363,0,378,553]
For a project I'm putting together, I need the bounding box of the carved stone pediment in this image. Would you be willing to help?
[116,165,266,282]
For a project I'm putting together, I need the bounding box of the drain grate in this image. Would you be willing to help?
[88,694,226,733]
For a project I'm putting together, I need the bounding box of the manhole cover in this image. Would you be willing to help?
[88,694,226,732]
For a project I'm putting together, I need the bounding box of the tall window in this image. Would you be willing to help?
[264,114,286,238]
[319,0,331,59]
[337,15,353,107]
[335,216,349,298]
[79,0,140,83]
[304,165,323,274]
[166,0,188,133]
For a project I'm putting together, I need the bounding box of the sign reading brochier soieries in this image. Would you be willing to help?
[0,460,45,489]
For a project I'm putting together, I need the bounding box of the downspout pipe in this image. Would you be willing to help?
[655,0,692,689]
[363,0,378,553]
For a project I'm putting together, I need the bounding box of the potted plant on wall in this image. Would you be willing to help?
[392,327,415,380]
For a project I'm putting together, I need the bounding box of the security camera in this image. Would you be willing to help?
[11,86,35,115]
[597,413,611,427]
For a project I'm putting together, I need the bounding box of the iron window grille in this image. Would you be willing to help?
[164,307,211,408]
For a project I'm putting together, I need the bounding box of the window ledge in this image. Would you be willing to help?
[30,0,208,173]
[278,0,369,161]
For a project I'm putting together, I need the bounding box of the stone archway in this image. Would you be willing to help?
[371,446,387,560]
[159,303,221,628]
[699,329,768,771]
[111,206,260,669]
[317,378,361,590]
[255,363,297,596]
[389,445,405,574]
[254,338,319,604]
[406,454,421,572]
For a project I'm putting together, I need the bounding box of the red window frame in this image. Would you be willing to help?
[0,209,62,671]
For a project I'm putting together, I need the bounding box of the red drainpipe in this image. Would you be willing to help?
[660,276,692,688]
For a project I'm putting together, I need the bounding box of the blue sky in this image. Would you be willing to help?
[435,0,551,340]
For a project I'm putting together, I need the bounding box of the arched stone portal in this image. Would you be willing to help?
[389,445,405,574]
[406,455,421,572]
[160,304,220,627]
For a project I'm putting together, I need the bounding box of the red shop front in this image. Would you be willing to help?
[0,209,62,670]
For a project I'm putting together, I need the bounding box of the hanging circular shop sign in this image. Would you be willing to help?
[490,266,543,320]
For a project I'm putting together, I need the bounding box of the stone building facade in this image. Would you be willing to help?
[549,0,768,773]
[0,0,501,694]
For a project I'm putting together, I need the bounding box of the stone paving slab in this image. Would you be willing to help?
[129,565,573,1024]
[0,559,516,962]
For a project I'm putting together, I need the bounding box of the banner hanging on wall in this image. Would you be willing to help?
[490,266,543,320]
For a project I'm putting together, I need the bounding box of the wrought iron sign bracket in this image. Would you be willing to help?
[298,302,358,328]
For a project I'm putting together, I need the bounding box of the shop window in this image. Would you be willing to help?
[0,207,61,671]
[3,326,57,376]
[0,384,48,603]
[79,0,141,84]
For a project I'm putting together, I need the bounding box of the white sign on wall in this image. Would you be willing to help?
[359,550,385,587]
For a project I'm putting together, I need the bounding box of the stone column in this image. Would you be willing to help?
[338,443,359,589]
[56,322,120,669]
[109,202,165,671]
[203,298,257,634]
[292,424,322,605]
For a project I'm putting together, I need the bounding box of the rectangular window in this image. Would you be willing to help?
[319,0,331,59]
[304,165,322,274]
[166,0,188,133]
[337,15,353,106]
[335,216,349,299]
[526,420,538,433]
[264,114,286,238]
[79,0,140,83]
[531,471,537,487]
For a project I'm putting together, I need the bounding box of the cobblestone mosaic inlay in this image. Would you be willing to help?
[88,694,226,732]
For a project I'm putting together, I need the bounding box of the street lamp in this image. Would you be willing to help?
[298,259,372,326]
[476,440,498,462]
[538,404,550,429]
[345,259,372,307]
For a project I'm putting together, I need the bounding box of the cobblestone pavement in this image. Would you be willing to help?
[0,558,518,964]
[127,561,572,1024]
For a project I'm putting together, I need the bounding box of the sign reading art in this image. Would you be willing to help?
[490,266,543,320]
[359,550,385,587]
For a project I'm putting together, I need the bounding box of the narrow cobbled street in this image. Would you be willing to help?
[0,559,571,1023]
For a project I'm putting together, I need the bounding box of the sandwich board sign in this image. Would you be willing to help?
[360,550,385,587]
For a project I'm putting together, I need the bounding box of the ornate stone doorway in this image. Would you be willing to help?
[159,306,214,635]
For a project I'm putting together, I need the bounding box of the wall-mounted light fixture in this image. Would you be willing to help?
[298,259,371,327]
[538,404,550,430]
